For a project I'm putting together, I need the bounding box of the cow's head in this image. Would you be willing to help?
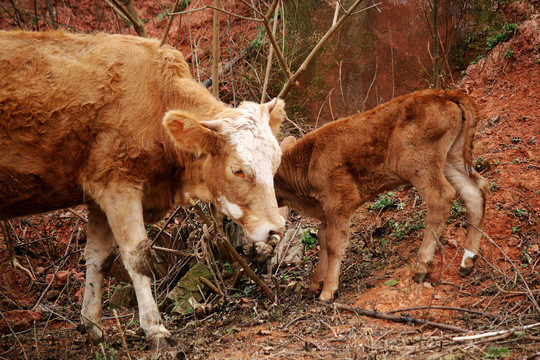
[163,99,286,252]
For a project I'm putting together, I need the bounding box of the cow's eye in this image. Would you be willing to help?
[232,168,245,178]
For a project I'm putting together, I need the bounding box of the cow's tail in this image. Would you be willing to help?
[453,91,479,176]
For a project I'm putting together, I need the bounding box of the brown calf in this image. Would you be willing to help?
[275,89,488,301]
[0,31,286,344]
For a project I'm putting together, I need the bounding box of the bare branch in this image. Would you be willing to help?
[279,0,377,99]
[105,0,147,37]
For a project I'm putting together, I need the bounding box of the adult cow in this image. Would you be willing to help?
[0,31,286,345]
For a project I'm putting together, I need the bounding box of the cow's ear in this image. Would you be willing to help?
[163,110,219,155]
[280,136,296,152]
[266,98,286,136]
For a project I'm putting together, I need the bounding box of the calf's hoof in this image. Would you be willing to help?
[412,272,428,284]
[319,289,338,302]
[457,266,474,277]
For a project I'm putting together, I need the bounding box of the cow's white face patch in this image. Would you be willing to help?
[216,102,282,186]
[218,195,243,220]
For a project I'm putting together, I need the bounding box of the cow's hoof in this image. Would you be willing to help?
[78,323,105,344]
[412,272,428,284]
[148,333,176,350]
[457,266,474,277]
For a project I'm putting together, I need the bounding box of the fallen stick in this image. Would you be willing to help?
[385,305,498,318]
[452,322,540,341]
[218,237,275,302]
[334,303,468,333]
[188,198,275,302]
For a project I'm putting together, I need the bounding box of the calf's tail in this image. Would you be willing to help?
[453,92,479,176]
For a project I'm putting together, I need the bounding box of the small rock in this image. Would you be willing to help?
[71,269,85,282]
[46,270,70,288]
[487,114,501,127]
[46,289,60,301]
[527,244,539,254]
[527,136,537,145]
[109,282,137,309]
[510,136,522,144]
[448,239,459,248]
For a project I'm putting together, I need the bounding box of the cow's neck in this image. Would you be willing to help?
[170,79,227,121]
[274,141,313,208]
[173,154,213,206]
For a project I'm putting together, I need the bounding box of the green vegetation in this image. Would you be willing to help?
[301,229,318,250]
[384,279,399,286]
[448,200,467,222]
[369,192,405,212]
[486,346,511,358]
[486,23,518,50]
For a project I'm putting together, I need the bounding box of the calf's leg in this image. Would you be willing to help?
[81,205,117,343]
[96,185,171,345]
[319,217,350,300]
[310,223,327,293]
[444,163,488,275]
[412,175,456,283]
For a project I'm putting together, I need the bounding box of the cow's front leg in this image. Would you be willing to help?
[81,205,117,343]
[97,185,171,346]
[310,223,327,294]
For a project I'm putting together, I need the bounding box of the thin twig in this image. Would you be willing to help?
[470,223,540,314]
[199,276,222,295]
[32,220,79,311]
[113,309,132,360]
[452,322,540,341]
[150,206,184,247]
[67,208,87,223]
[171,5,261,22]
[385,305,498,318]
[261,2,280,103]
[334,303,468,333]
[151,245,194,258]
[160,0,187,46]
[0,309,29,360]
[279,0,375,99]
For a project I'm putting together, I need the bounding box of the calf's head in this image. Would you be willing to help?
[164,99,286,251]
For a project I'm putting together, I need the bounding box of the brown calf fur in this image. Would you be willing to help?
[275,89,488,301]
[0,30,286,345]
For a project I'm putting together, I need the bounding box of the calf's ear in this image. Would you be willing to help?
[266,98,286,136]
[163,110,219,156]
[280,136,296,152]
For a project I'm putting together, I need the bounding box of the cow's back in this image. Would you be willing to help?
[0,31,190,219]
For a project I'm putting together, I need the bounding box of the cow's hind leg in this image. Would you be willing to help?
[96,185,171,346]
[412,172,456,283]
[444,160,488,276]
[81,205,117,343]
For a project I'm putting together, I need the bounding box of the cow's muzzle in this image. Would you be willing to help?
[254,233,281,262]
